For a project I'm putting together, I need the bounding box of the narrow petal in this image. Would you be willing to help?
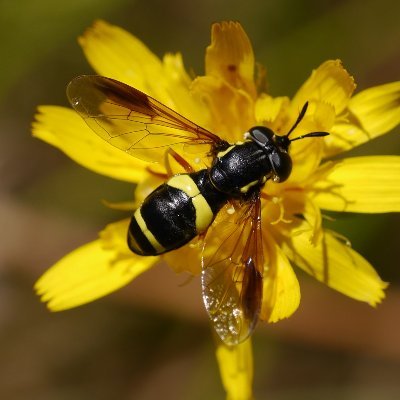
[311,156,400,212]
[283,191,323,244]
[261,239,301,322]
[255,94,290,129]
[349,81,400,137]
[32,106,148,183]
[206,21,256,99]
[79,21,208,127]
[292,60,356,115]
[162,53,210,125]
[326,81,400,157]
[286,137,324,183]
[192,76,255,141]
[324,121,369,158]
[79,20,198,116]
[281,223,387,306]
[35,220,158,311]
[79,20,163,97]
[216,338,253,400]
[303,197,323,244]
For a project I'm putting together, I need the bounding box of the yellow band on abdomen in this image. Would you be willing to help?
[167,174,214,234]
[167,175,200,197]
[192,194,214,233]
[134,208,165,253]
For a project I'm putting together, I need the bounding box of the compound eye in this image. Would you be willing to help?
[270,151,292,182]
[248,126,274,146]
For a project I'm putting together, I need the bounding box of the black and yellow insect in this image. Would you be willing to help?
[67,76,328,345]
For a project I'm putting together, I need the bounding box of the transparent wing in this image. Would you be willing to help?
[201,195,264,346]
[67,75,225,162]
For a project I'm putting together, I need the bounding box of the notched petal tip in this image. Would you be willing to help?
[211,21,246,40]
[207,21,256,98]
[78,19,111,45]
[293,59,356,115]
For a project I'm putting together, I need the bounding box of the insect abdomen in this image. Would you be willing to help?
[128,170,228,256]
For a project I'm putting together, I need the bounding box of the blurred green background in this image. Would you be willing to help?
[1,0,399,399]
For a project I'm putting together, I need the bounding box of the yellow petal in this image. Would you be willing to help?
[216,338,253,400]
[292,60,356,115]
[99,218,133,253]
[32,106,148,183]
[349,81,400,136]
[303,197,323,244]
[324,121,368,158]
[282,192,323,244]
[162,238,202,275]
[261,239,300,322]
[311,156,400,212]
[162,52,193,89]
[326,81,400,157]
[206,21,256,99]
[79,20,161,93]
[281,224,387,306]
[255,94,290,130]
[79,20,187,111]
[192,76,255,141]
[162,52,209,125]
[286,136,324,183]
[269,103,329,185]
[35,220,157,311]
[133,172,165,208]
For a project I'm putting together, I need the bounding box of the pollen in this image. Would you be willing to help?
[226,205,236,214]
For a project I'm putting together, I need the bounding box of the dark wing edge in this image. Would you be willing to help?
[201,195,264,346]
[66,75,225,163]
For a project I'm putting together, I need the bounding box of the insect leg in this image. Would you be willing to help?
[164,147,195,176]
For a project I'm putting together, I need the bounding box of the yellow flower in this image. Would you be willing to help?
[33,20,400,400]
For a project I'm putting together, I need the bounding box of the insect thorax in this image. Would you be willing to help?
[209,140,272,196]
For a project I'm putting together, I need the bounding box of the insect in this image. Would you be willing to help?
[67,75,328,345]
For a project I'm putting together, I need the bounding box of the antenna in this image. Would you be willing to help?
[286,101,329,142]
[286,102,309,138]
[290,131,329,141]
